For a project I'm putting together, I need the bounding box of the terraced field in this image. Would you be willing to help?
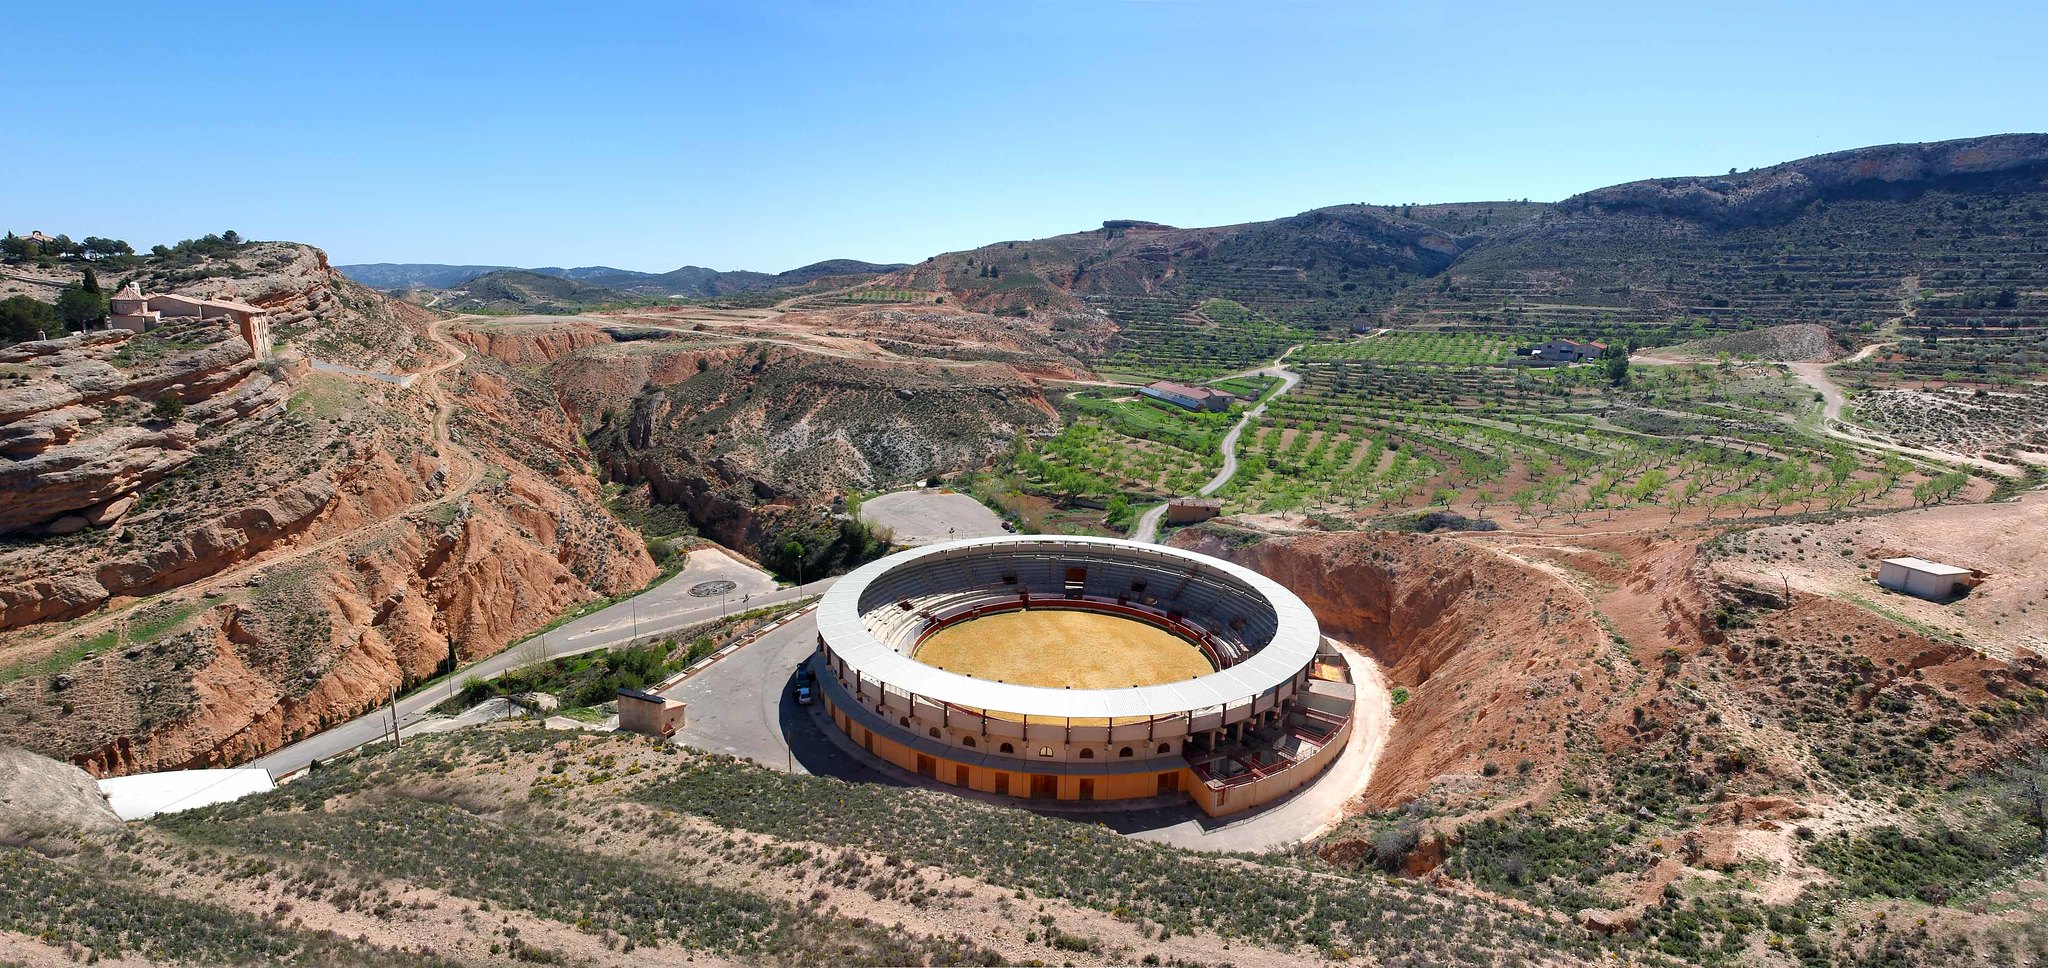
[1851,385,2048,461]
[1092,297,1306,381]
[1292,332,1515,365]
[1018,392,1227,501]
[1388,185,2048,348]
[1839,334,2048,385]
[1215,343,1969,525]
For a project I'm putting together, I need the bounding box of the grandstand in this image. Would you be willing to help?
[812,535,1353,816]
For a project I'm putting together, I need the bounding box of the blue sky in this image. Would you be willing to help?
[6,1,2044,271]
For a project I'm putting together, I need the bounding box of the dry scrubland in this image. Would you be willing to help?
[1174,520,2048,967]
[2,729,1628,968]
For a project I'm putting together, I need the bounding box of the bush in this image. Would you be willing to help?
[151,394,186,423]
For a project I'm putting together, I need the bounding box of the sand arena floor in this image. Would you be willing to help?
[913,608,1214,689]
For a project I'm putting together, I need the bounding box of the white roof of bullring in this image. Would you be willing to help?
[817,535,1320,721]
[1881,556,1972,576]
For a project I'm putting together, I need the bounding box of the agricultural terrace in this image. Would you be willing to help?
[809,286,931,306]
[1016,390,1227,505]
[1844,384,2048,466]
[1210,372,1282,400]
[1091,297,1306,382]
[1290,331,1514,365]
[1837,333,2048,386]
[1215,335,1981,525]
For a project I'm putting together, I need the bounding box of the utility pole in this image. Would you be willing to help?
[387,687,402,748]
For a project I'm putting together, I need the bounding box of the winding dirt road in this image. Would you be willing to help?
[1632,341,2019,476]
[1783,347,2019,475]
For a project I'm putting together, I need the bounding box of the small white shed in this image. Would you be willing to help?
[1875,557,1976,601]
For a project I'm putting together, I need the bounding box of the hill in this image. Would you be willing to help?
[883,204,1531,328]
[345,259,910,306]
[543,259,910,298]
[427,268,637,314]
[331,263,514,290]
[1393,133,2048,344]
[867,135,2046,380]
[0,242,657,779]
[0,731,1618,967]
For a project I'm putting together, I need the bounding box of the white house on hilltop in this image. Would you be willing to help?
[109,282,273,357]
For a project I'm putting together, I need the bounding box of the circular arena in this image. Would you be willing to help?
[812,535,1356,815]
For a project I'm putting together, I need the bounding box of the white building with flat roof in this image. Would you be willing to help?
[1876,556,1978,601]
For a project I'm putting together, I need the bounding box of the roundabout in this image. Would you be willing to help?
[812,535,1356,815]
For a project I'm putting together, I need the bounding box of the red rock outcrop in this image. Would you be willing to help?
[1174,528,1621,807]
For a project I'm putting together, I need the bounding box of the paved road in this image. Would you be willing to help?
[859,490,1009,546]
[250,547,788,778]
[1130,502,1170,544]
[1131,362,1302,544]
[1201,365,1300,498]
[663,608,895,785]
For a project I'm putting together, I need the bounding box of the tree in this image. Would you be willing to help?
[80,236,133,260]
[221,230,243,246]
[150,393,185,423]
[1105,493,1131,530]
[55,281,107,331]
[1603,341,1633,387]
[782,540,806,587]
[1912,471,1969,507]
[0,295,60,344]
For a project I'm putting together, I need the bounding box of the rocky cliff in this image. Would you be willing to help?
[0,324,293,537]
[127,241,440,372]
[0,248,658,776]
[586,342,1058,552]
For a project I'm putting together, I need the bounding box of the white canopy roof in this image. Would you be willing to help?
[98,769,274,821]
[1881,556,1972,576]
[819,535,1320,720]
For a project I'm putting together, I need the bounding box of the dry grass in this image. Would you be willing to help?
[915,609,1212,688]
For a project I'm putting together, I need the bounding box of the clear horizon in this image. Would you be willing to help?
[8,0,2046,273]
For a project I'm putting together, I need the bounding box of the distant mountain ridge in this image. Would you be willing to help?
[874,133,2048,342]
[346,133,2048,337]
[336,263,517,289]
[337,258,909,298]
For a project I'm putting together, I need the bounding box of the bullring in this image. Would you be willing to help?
[812,535,1356,815]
